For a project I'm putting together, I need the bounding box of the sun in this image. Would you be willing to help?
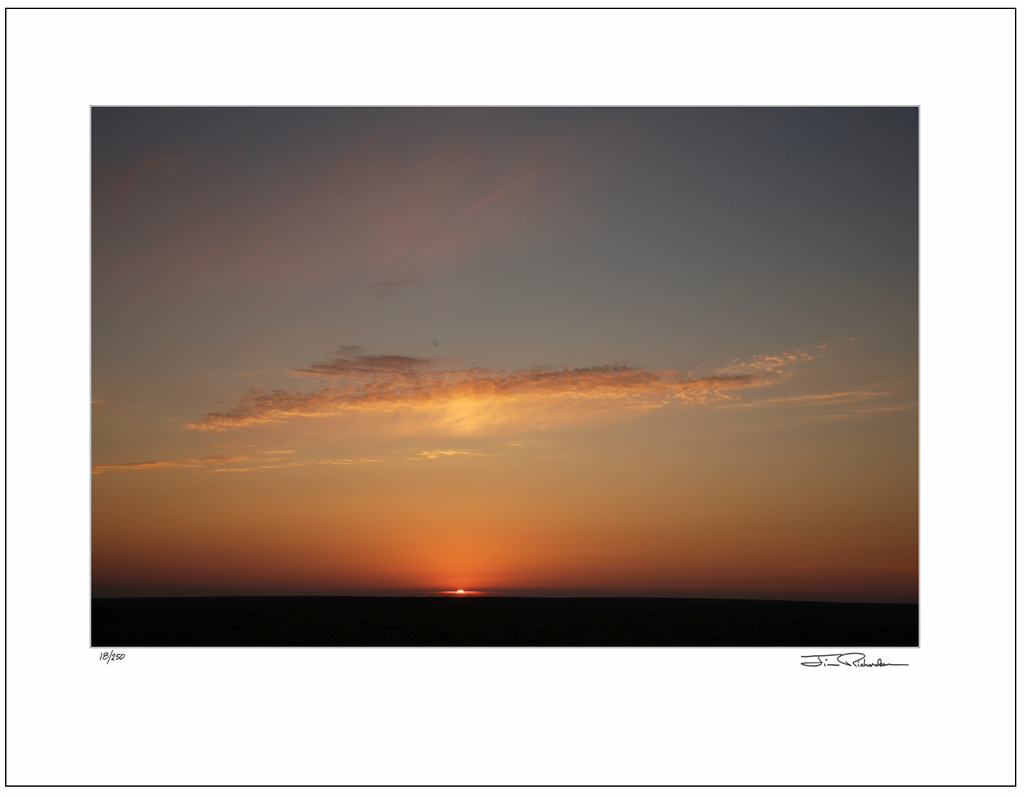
[456,589,465,594]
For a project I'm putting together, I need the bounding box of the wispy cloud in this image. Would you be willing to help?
[187,346,770,435]
[92,454,284,475]
[288,347,437,379]
[311,458,380,466]
[370,278,415,299]
[714,346,822,376]
[814,401,918,419]
[849,403,917,413]
[752,389,891,405]
[721,385,914,417]
[416,450,472,459]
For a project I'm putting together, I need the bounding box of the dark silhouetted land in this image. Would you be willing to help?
[92,596,917,647]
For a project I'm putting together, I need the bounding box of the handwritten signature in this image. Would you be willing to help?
[801,653,908,668]
[99,650,125,664]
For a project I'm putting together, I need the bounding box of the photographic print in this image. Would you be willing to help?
[91,107,918,647]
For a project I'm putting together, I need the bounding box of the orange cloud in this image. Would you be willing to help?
[417,450,473,459]
[186,347,768,435]
[716,346,822,376]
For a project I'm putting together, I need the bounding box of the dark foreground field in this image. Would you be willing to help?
[92,596,917,647]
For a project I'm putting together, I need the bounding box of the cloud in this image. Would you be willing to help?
[751,389,892,405]
[311,458,379,466]
[715,346,822,376]
[814,401,918,419]
[370,278,415,299]
[720,386,915,417]
[92,454,283,475]
[417,450,472,459]
[187,346,769,435]
[850,403,917,413]
[288,347,437,378]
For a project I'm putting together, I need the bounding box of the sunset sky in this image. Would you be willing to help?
[91,107,918,601]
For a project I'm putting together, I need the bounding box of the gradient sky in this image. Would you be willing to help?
[91,107,918,601]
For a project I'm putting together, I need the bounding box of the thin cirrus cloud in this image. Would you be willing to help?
[184,346,781,436]
[91,454,284,475]
[721,387,915,414]
[416,450,473,459]
[753,389,892,405]
[312,458,380,466]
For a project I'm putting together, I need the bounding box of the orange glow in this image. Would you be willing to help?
[91,394,918,602]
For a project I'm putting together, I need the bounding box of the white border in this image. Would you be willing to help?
[6,8,1016,787]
